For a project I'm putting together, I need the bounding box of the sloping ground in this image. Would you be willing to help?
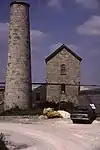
[0,120,100,150]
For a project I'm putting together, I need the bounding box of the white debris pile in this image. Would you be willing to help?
[39,108,71,119]
[57,110,70,119]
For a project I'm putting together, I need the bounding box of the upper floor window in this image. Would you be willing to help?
[60,64,66,75]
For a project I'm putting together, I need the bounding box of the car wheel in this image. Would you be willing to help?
[72,120,77,124]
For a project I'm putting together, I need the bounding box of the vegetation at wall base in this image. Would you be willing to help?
[0,133,8,150]
[0,101,74,116]
[39,101,75,113]
[0,106,43,116]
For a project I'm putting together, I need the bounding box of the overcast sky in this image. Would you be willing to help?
[0,0,100,84]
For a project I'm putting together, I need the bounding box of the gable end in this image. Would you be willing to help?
[45,44,82,63]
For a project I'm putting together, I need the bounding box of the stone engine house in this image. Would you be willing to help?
[45,44,82,104]
[33,44,82,105]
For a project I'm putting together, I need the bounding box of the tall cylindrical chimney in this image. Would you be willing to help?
[4,1,32,110]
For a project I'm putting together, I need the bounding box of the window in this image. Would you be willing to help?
[36,92,40,101]
[61,64,66,75]
[61,84,65,93]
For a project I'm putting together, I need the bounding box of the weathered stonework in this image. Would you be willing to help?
[4,1,32,110]
[0,88,4,113]
[46,47,81,104]
[32,84,46,104]
[0,89,4,103]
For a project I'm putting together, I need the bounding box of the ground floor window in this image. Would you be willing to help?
[36,92,40,101]
[61,84,65,93]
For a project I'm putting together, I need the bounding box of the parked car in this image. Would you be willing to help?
[70,105,96,124]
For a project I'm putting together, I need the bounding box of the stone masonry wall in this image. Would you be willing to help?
[32,85,46,104]
[0,89,4,104]
[1,86,100,114]
[4,1,32,110]
[46,48,80,104]
[0,89,4,113]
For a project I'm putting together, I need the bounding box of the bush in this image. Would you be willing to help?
[39,101,75,112]
[0,102,75,116]
[0,133,8,150]
[59,101,74,113]
[0,106,43,116]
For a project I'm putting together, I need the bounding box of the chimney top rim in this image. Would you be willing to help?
[10,1,30,7]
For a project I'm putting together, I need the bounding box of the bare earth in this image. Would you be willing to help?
[0,119,100,150]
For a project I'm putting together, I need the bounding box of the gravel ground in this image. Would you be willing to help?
[0,119,100,150]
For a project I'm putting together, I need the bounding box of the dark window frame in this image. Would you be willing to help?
[36,92,40,101]
[61,84,66,93]
[60,64,66,75]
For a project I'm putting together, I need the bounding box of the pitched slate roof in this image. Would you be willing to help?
[45,44,82,63]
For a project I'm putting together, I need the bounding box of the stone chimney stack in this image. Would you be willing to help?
[4,1,32,110]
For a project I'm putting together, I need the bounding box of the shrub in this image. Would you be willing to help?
[0,105,43,116]
[0,133,8,150]
[39,101,75,112]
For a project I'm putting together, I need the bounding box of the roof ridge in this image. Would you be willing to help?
[45,44,82,63]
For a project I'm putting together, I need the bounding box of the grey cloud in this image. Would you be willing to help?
[76,0,99,9]
[77,16,100,35]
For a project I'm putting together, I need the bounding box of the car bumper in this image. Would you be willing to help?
[71,117,89,120]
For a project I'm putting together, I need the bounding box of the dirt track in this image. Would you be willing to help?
[0,119,100,150]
